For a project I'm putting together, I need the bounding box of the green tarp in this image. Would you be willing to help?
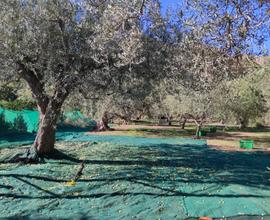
[0,136,270,219]
[0,108,96,133]
[0,107,39,133]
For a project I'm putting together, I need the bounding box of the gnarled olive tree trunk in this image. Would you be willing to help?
[95,111,112,131]
[194,116,206,139]
[95,111,130,132]
[8,63,69,162]
[181,117,187,129]
[33,102,62,155]
[7,95,67,163]
[33,90,68,155]
[179,114,187,129]
[184,113,206,139]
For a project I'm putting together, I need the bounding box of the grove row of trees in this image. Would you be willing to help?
[65,63,269,136]
[1,0,270,159]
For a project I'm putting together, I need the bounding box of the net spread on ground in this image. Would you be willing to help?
[0,133,270,219]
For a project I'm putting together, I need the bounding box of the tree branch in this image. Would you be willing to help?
[17,62,49,113]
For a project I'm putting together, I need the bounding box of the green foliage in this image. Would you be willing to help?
[254,66,270,124]
[58,113,67,125]
[0,112,13,133]
[226,80,268,127]
[0,100,36,110]
[255,122,265,129]
[211,66,270,127]
[0,85,17,101]
[0,112,27,134]
[12,114,28,133]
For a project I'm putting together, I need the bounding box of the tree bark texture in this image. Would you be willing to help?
[33,90,69,155]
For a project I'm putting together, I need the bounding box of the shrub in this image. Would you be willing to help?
[0,86,17,101]
[255,122,264,129]
[0,112,28,134]
[0,99,36,110]
[13,115,28,133]
[0,112,14,133]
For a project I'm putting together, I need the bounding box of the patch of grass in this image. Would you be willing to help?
[131,120,157,125]
[127,128,193,137]
[104,126,196,138]
[118,124,270,150]
[98,121,270,151]
[207,128,270,151]
[223,126,270,133]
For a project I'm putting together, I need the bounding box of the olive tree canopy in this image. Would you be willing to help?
[0,0,147,159]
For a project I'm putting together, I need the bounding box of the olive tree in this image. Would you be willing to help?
[0,0,147,160]
[212,69,269,129]
[186,0,270,56]
[157,0,270,135]
[79,0,171,130]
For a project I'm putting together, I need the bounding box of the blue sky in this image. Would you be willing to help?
[160,0,184,14]
[160,0,270,54]
[160,0,178,11]
[160,0,182,15]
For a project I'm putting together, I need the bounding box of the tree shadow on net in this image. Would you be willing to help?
[0,142,269,201]
[1,215,97,220]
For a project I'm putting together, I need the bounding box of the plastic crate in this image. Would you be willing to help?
[240,140,254,149]
[199,130,207,136]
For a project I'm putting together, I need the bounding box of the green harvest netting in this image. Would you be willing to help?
[0,135,270,219]
[0,107,39,133]
[0,108,96,133]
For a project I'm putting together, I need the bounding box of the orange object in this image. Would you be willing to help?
[199,217,213,220]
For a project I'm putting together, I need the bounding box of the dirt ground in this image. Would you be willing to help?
[89,124,270,153]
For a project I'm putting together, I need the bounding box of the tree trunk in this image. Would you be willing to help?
[33,91,67,156]
[96,119,110,131]
[95,112,112,131]
[7,98,64,163]
[194,117,204,139]
[167,116,173,126]
[181,117,187,129]
[33,106,60,155]
[13,63,71,162]
[195,124,201,139]
[239,118,247,130]
[136,112,143,121]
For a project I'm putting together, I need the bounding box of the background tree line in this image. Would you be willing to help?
[0,0,270,160]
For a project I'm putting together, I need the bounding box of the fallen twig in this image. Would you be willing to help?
[65,161,85,186]
[73,161,85,181]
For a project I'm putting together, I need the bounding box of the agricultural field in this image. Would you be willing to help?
[1,0,270,219]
